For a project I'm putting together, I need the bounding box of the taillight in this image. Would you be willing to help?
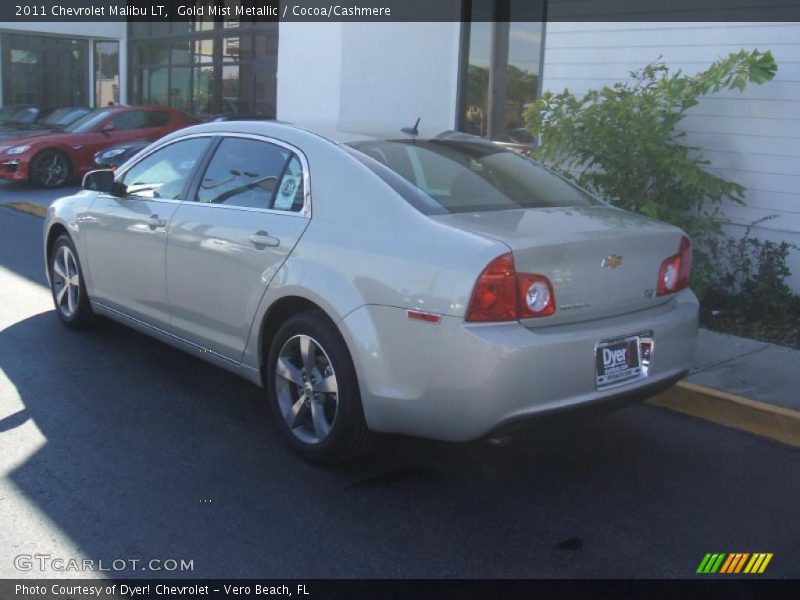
[657,236,692,296]
[466,253,556,322]
[518,274,556,318]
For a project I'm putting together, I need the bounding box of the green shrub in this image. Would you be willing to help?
[524,50,778,300]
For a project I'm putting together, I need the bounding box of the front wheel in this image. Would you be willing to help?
[267,311,375,464]
[49,235,94,329]
[30,150,71,188]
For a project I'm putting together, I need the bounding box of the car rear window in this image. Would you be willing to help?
[347,139,599,214]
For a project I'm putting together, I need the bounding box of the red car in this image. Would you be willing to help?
[0,105,190,188]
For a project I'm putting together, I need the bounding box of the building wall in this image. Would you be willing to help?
[277,22,462,131]
[541,22,800,290]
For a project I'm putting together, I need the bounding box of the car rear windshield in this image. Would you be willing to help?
[347,139,599,214]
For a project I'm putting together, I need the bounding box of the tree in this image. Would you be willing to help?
[524,50,778,298]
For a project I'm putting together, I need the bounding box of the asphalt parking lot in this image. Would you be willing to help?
[0,205,799,579]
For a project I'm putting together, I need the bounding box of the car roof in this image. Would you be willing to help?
[164,119,486,146]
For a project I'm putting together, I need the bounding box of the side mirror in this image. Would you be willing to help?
[82,169,127,197]
[101,123,115,134]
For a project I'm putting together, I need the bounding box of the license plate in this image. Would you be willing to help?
[595,334,644,389]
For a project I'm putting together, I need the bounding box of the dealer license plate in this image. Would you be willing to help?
[595,334,645,389]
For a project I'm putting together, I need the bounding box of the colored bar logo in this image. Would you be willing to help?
[696,553,773,574]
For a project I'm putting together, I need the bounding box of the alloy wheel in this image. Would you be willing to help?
[52,245,80,318]
[34,153,68,187]
[275,334,339,444]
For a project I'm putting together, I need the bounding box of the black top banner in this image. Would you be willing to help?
[2,0,800,22]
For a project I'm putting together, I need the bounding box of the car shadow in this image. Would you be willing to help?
[0,180,81,206]
[3,310,798,578]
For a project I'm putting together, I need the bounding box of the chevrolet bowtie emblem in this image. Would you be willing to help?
[602,255,623,269]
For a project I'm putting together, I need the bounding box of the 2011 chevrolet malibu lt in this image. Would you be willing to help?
[43,121,699,463]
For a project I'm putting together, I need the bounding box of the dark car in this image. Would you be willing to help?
[0,107,91,143]
[0,105,191,188]
[94,137,157,169]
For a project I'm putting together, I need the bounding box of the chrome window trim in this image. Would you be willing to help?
[117,132,312,219]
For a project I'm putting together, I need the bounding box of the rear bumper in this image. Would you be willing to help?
[341,289,699,441]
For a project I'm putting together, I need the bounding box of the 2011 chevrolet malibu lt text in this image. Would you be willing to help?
[42,121,699,463]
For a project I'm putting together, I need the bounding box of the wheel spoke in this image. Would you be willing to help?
[284,393,308,430]
[67,286,76,314]
[313,371,338,395]
[275,357,303,386]
[60,248,70,279]
[299,336,316,374]
[310,401,330,440]
[55,282,67,305]
[52,260,66,280]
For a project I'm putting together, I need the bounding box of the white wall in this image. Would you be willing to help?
[542,22,800,290]
[277,22,462,132]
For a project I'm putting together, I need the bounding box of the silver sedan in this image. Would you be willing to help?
[43,121,699,463]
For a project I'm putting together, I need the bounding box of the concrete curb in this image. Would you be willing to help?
[1,201,48,218]
[648,380,800,448]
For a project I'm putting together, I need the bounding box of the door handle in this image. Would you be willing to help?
[249,231,280,248]
[147,214,167,230]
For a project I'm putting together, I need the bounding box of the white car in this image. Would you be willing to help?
[43,121,698,462]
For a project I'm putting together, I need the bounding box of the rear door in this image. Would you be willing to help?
[165,134,310,361]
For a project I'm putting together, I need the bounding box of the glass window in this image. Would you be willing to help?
[146,111,172,127]
[171,41,192,65]
[127,21,278,119]
[192,66,215,117]
[460,2,543,140]
[94,41,120,107]
[121,138,211,200]
[64,108,114,133]
[109,110,149,131]
[41,107,91,127]
[197,138,299,210]
[2,34,88,107]
[274,157,305,212]
[194,39,214,64]
[348,140,599,214]
[170,68,191,113]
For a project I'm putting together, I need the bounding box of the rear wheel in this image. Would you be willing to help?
[30,150,71,188]
[267,311,374,464]
[49,235,94,329]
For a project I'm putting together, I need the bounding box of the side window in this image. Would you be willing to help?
[147,111,171,127]
[197,138,304,212]
[274,156,305,212]
[120,137,210,200]
[109,110,148,131]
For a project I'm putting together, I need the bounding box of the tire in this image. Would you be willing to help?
[267,310,375,464]
[49,235,94,329]
[30,150,71,188]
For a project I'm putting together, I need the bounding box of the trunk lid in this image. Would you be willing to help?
[432,205,686,326]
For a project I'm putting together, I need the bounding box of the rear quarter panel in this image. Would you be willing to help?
[240,130,507,370]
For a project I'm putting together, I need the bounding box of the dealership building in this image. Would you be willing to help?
[1,12,799,289]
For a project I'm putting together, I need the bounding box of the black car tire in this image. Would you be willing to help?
[267,310,375,464]
[30,149,72,188]
[49,234,95,329]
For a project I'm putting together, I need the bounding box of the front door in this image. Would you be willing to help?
[82,136,213,327]
[166,135,310,361]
